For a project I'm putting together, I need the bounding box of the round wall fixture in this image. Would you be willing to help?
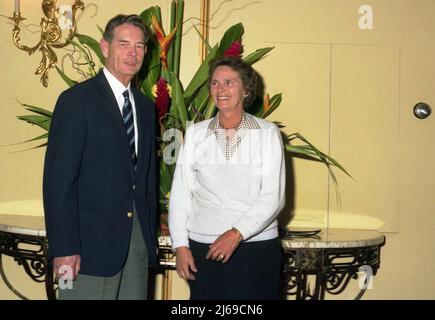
[413,102,432,119]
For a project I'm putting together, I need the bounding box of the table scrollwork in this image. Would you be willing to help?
[0,215,385,300]
[282,229,385,300]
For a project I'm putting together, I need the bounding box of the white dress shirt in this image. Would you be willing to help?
[103,67,138,155]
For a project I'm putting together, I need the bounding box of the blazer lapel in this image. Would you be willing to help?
[132,89,150,178]
[95,71,135,180]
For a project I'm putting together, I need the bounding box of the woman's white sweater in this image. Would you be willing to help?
[168,115,286,250]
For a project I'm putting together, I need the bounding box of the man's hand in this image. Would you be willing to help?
[175,246,197,280]
[53,255,81,280]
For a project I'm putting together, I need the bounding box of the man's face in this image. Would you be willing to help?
[100,24,147,86]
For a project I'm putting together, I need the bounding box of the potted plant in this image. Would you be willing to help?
[17,1,349,234]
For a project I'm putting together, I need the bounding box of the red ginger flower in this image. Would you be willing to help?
[155,78,171,120]
[224,40,243,57]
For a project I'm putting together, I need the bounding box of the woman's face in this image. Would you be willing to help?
[210,66,246,113]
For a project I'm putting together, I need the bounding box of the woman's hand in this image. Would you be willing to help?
[206,228,242,263]
[175,246,198,280]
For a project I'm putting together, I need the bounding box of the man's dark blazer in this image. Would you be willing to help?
[43,71,158,276]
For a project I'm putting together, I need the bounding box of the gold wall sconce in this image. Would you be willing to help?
[10,0,84,87]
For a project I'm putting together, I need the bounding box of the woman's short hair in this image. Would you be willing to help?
[208,56,257,109]
[103,14,150,44]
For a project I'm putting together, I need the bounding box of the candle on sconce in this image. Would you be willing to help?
[14,0,20,14]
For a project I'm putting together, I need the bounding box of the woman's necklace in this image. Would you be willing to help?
[217,113,245,160]
[219,114,243,138]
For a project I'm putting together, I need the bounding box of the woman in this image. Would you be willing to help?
[168,56,285,299]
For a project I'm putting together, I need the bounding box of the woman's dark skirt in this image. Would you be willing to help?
[188,237,282,300]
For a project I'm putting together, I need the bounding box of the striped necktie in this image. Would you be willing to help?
[122,90,137,170]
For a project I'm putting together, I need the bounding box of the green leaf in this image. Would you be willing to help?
[139,7,163,100]
[14,141,48,150]
[168,71,189,130]
[56,67,77,88]
[159,162,172,196]
[21,132,49,143]
[140,57,161,100]
[285,144,324,158]
[172,0,184,76]
[159,161,177,212]
[243,47,274,65]
[286,133,352,179]
[183,45,219,102]
[217,23,244,56]
[97,25,104,36]
[192,24,213,52]
[263,93,282,118]
[15,104,52,144]
[140,6,162,25]
[17,115,51,131]
[202,97,217,120]
[249,97,265,117]
[167,1,177,72]
[19,103,52,117]
[183,23,243,104]
[75,34,105,65]
[68,40,98,77]
[189,84,211,121]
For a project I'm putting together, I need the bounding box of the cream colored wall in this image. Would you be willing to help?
[0,0,200,300]
[206,0,435,299]
[0,0,434,300]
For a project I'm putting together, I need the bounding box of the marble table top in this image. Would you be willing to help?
[0,215,46,237]
[0,215,385,250]
[281,228,385,249]
[0,201,385,249]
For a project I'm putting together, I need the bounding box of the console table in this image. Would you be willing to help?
[281,228,385,300]
[0,215,385,300]
[0,214,55,300]
[0,214,176,300]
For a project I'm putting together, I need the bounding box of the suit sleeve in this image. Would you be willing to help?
[43,90,86,258]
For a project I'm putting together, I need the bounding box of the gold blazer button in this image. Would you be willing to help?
[127,212,133,218]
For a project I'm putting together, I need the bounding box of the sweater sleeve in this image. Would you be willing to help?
[233,124,286,240]
[168,126,195,250]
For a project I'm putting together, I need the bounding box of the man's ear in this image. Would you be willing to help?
[100,39,109,58]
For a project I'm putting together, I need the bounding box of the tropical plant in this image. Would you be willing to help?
[17,1,349,226]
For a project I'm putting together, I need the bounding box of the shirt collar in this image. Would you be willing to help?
[207,112,259,138]
[103,67,131,100]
